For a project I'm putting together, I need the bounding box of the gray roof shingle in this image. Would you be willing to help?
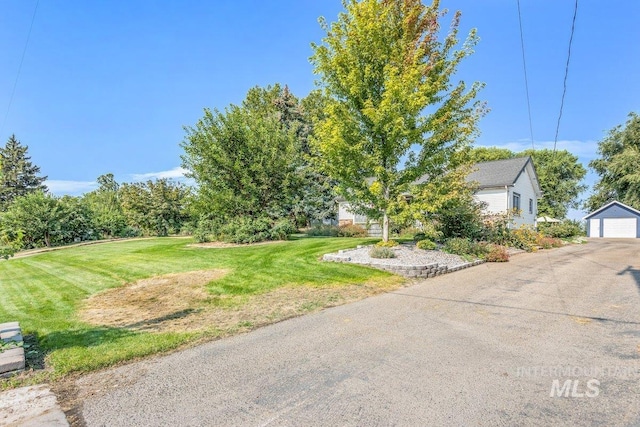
[466,157,531,188]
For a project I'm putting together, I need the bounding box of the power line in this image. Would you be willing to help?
[553,0,578,153]
[0,0,40,137]
[516,0,535,152]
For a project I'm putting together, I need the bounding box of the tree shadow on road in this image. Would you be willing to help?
[618,266,640,295]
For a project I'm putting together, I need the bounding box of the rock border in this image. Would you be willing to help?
[323,247,484,278]
[0,321,25,377]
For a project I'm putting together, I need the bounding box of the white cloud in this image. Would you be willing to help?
[130,167,189,181]
[46,180,98,195]
[477,139,598,161]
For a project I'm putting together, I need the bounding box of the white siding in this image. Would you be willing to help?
[510,167,538,227]
[338,202,355,223]
[474,188,507,214]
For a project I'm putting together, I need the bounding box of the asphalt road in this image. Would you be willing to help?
[78,239,640,426]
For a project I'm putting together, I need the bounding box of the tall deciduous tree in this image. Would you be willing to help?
[120,178,189,236]
[311,0,486,241]
[1,191,61,248]
[587,113,640,211]
[0,135,47,209]
[83,173,127,238]
[181,85,301,220]
[521,149,586,219]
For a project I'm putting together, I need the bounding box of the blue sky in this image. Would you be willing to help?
[1,1,639,218]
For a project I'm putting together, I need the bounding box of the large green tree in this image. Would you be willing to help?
[521,149,586,218]
[120,178,189,236]
[311,0,486,241]
[587,113,640,211]
[182,85,304,221]
[0,135,47,210]
[83,173,127,238]
[1,191,62,248]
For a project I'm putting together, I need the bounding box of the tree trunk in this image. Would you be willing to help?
[382,211,389,242]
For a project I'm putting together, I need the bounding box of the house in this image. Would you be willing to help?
[468,157,542,228]
[338,156,542,233]
[583,200,640,238]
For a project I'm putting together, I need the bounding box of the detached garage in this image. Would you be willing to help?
[584,201,640,238]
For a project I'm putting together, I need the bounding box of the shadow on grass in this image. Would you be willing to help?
[122,308,200,330]
[40,326,138,352]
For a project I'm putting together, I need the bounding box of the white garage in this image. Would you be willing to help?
[584,201,640,238]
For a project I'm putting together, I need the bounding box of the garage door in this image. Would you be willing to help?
[602,218,637,238]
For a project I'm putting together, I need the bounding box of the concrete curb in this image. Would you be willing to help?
[0,384,69,426]
[0,322,25,376]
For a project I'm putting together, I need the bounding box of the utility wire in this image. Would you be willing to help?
[516,0,535,152]
[553,0,578,153]
[1,0,40,137]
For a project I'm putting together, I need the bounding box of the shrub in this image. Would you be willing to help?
[413,232,426,242]
[540,220,585,239]
[416,239,437,250]
[443,237,474,256]
[306,225,339,237]
[419,221,445,242]
[270,219,297,240]
[369,246,396,259]
[443,237,486,258]
[436,200,485,241]
[192,217,223,243]
[480,213,513,245]
[536,235,563,249]
[376,240,399,247]
[484,244,509,262]
[510,227,538,252]
[338,224,367,237]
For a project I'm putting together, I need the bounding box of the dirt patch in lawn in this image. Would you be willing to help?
[79,270,228,330]
[79,269,404,334]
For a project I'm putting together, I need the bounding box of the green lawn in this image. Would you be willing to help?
[0,237,397,384]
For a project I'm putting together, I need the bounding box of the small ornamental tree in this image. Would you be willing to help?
[311,0,486,241]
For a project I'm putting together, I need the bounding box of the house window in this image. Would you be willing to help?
[513,192,521,211]
[529,198,533,214]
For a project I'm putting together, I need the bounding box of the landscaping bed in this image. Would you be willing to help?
[323,243,484,278]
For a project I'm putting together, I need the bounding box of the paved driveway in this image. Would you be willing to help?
[78,239,640,426]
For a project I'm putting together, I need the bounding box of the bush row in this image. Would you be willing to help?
[306,224,368,238]
[194,217,297,244]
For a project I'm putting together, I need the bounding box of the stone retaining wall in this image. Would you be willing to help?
[0,322,25,376]
[323,251,484,278]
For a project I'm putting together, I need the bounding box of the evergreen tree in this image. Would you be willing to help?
[0,134,47,209]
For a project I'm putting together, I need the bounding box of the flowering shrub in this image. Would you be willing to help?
[484,244,509,262]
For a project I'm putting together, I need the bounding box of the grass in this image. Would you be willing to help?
[0,236,400,386]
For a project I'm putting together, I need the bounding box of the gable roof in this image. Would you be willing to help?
[583,200,640,220]
[467,157,530,187]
